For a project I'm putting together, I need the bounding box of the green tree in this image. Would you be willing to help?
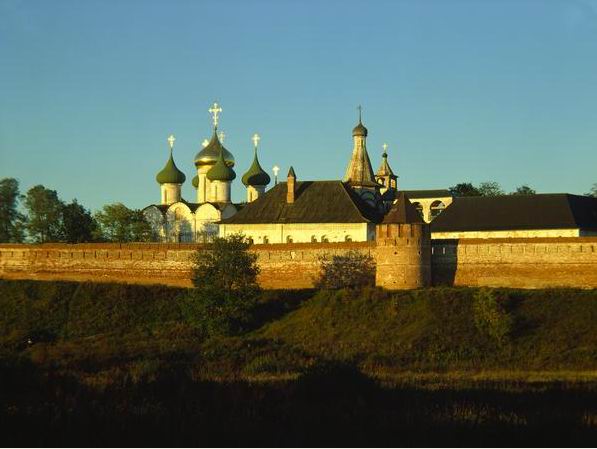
[510,185,536,195]
[94,203,151,242]
[315,250,376,289]
[448,183,481,197]
[478,181,504,197]
[24,185,64,243]
[586,183,597,198]
[0,178,26,243]
[185,234,260,335]
[61,200,97,243]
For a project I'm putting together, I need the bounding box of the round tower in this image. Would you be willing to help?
[241,133,271,202]
[375,191,431,289]
[156,134,186,205]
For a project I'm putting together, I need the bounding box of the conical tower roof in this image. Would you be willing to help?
[382,191,424,224]
[376,151,396,177]
[344,117,377,188]
[206,146,236,182]
[242,148,271,187]
[156,149,186,185]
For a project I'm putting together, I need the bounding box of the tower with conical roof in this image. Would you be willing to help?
[156,135,186,205]
[242,133,271,202]
[375,143,398,195]
[193,102,235,203]
[343,106,378,197]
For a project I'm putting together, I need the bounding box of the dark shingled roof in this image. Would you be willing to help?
[383,192,425,224]
[431,194,597,232]
[220,180,383,224]
[402,189,452,199]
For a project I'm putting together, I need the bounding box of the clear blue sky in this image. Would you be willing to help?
[1,0,596,211]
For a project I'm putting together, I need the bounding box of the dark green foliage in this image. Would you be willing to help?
[23,185,64,242]
[449,182,481,197]
[472,288,513,346]
[314,250,375,289]
[477,181,505,196]
[94,203,152,242]
[61,200,97,243]
[0,178,25,243]
[586,183,597,198]
[511,184,537,195]
[187,234,261,336]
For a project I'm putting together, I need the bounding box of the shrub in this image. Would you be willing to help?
[314,250,375,289]
[472,288,512,346]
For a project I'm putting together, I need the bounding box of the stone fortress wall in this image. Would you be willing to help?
[2,236,597,289]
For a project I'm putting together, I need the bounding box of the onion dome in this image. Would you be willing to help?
[242,148,271,187]
[206,147,236,182]
[194,129,235,167]
[192,175,199,189]
[156,150,186,185]
[352,120,368,137]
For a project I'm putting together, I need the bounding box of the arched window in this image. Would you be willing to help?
[247,237,254,245]
[344,235,352,242]
[311,235,317,243]
[174,208,183,220]
[262,236,269,244]
[430,200,446,220]
[321,235,329,243]
[286,235,293,243]
[412,202,424,218]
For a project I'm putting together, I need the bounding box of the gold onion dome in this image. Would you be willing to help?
[156,150,186,184]
[242,148,271,187]
[194,129,235,167]
[352,119,368,137]
[206,147,236,182]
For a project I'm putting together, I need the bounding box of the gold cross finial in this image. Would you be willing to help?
[167,134,176,150]
[357,105,362,122]
[382,143,388,153]
[252,133,260,149]
[218,130,225,142]
[202,139,209,148]
[208,102,222,128]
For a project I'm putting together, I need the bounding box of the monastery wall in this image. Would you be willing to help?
[0,242,374,289]
[2,237,597,289]
[432,237,597,288]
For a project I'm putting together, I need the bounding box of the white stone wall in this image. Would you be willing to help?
[247,185,265,202]
[219,222,372,244]
[408,196,453,223]
[431,228,581,239]
[160,183,181,205]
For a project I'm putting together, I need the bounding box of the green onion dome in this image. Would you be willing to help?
[352,120,368,137]
[156,151,186,184]
[241,149,271,187]
[192,175,199,189]
[206,147,236,182]
[194,129,235,167]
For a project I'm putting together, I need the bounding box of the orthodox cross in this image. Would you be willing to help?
[272,165,280,185]
[218,130,225,142]
[357,105,362,122]
[168,134,176,150]
[382,143,388,153]
[252,133,260,149]
[208,102,222,127]
[202,139,209,148]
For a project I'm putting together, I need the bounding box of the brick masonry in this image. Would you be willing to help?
[1,237,597,289]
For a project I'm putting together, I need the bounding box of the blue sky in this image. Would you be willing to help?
[1,0,596,210]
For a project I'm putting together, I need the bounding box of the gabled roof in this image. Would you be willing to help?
[402,189,452,199]
[431,194,597,232]
[220,180,383,224]
[383,192,425,224]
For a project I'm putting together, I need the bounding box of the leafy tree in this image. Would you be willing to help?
[472,288,512,347]
[510,185,536,195]
[61,200,97,243]
[586,183,597,198]
[478,181,504,197]
[315,250,376,289]
[24,185,64,243]
[448,183,481,197]
[94,203,151,242]
[0,178,26,243]
[185,234,260,335]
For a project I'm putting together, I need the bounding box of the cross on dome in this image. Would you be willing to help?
[382,143,388,152]
[252,133,260,148]
[357,105,362,122]
[167,134,176,150]
[208,102,223,128]
[219,130,226,142]
[202,139,209,148]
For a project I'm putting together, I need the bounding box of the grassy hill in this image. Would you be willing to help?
[1,280,596,445]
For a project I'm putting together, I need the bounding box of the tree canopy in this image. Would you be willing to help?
[23,185,65,243]
[0,178,26,243]
[62,200,97,243]
[94,203,151,242]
